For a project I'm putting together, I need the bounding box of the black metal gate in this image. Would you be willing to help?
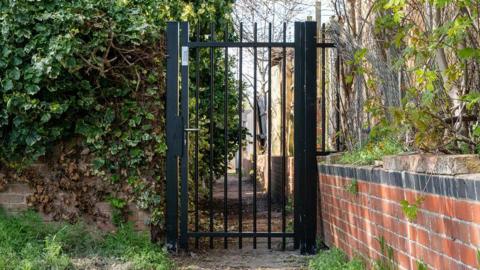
[166,21,335,254]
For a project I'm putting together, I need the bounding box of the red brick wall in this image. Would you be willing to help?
[0,183,32,213]
[0,183,149,231]
[319,165,480,270]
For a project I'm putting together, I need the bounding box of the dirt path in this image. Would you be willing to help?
[173,248,311,269]
[173,175,310,269]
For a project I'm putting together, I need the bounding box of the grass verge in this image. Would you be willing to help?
[308,248,365,270]
[0,208,173,270]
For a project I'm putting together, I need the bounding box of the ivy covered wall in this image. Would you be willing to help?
[0,0,239,237]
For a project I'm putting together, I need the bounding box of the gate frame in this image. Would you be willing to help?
[166,21,334,254]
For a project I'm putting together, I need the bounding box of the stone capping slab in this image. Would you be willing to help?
[383,154,480,175]
[318,163,480,201]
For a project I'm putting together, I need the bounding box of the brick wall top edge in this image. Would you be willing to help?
[318,163,479,179]
[318,163,480,201]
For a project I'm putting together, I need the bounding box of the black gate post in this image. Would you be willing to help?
[166,22,181,251]
[293,22,305,251]
[294,21,318,255]
[304,21,318,254]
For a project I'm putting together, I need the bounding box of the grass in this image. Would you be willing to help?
[0,208,173,270]
[309,248,365,270]
[338,138,403,165]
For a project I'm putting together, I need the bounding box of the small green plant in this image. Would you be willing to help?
[374,236,396,270]
[400,196,425,221]
[286,198,294,214]
[416,260,428,270]
[308,248,365,270]
[286,220,294,233]
[339,138,403,165]
[346,179,359,195]
[477,249,480,270]
[108,197,129,226]
[285,199,295,232]
[44,234,72,269]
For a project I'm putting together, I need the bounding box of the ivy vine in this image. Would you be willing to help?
[0,0,239,230]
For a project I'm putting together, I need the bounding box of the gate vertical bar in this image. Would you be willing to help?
[209,23,215,249]
[281,22,287,251]
[304,21,318,254]
[194,24,200,249]
[321,24,326,153]
[179,21,190,250]
[238,23,243,249]
[336,54,341,151]
[252,22,258,249]
[166,22,180,251]
[223,24,229,249]
[267,22,272,250]
[293,22,305,250]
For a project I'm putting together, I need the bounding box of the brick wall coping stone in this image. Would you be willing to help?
[318,163,480,201]
[383,154,480,175]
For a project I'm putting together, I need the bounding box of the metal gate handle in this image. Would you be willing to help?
[185,128,199,132]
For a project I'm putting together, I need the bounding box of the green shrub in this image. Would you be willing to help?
[309,248,365,270]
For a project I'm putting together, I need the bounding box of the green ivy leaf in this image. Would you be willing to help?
[104,108,115,123]
[26,132,41,146]
[2,79,13,91]
[9,67,21,80]
[145,112,155,120]
[0,110,8,127]
[40,113,51,123]
[13,56,22,66]
[50,102,67,114]
[25,84,40,95]
[93,158,106,170]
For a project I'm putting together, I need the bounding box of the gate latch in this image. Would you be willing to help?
[181,46,189,66]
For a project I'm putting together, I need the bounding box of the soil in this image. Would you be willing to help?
[71,257,133,270]
[172,174,311,269]
[173,248,311,269]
